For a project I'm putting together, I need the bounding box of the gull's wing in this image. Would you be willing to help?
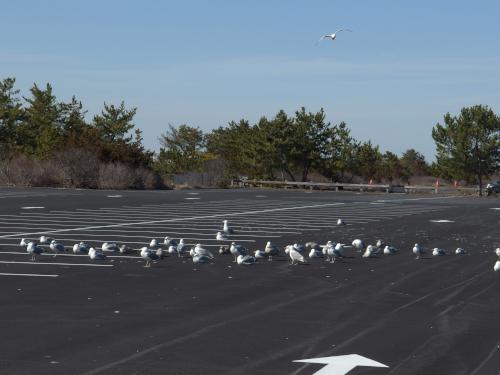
[336,28,353,33]
[315,35,330,45]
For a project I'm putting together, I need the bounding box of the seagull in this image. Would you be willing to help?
[163,236,177,247]
[376,239,386,251]
[102,242,119,252]
[264,241,279,261]
[140,246,160,267]
[495,248,500,257]
[177,239,187,257]
[362,244,377,258]
[328,242,344,263]
[254,250,267,259]
[149,239,159,248]
[321,241,337,262]
[193,254,212,264]
[89,247,106,260]
[193,244,214,259]
[39,235,53,245]
[49,240,66,257]
[223,220,234,235]
[413,243,424,259]
[230,242,247,262]
[20,238,29,247]
[237,254,256,265]
[155,248,164,259]
[455,247,466,255]
[73,242,89,254]
[27,241,43,261]
[219,245,230,255]
[119,244,133,254]
[318,29,352,43]
[383,245,398,255]
[352,239,364,252]
[308,247,323,258]
[293,243,306,254]
[306,242,323,258]
[432,248,446,256]
[322,241,336,262]
[494,260,500,272]
[216,231,229,241]
[168,245,177,255]
[289,245,306,265]
[337,218,346,226]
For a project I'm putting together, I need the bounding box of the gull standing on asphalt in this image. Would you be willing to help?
[50,240,66,257]
[223,220,234,235]
[27,241,43,261]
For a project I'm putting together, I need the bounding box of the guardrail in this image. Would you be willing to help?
[232,179,480,195]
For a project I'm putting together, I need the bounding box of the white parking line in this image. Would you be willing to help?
[0,272,59,277]
[0,260,113,267]
[0,251,139,259]
[0,202,346,239]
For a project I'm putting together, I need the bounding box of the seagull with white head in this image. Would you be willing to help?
[216,231,229,241]
[140,246,160,267]
[362,244,377,258]
[288,245,306,265]
[413,243,424,259]
[50,240,66,257]
[27,241,43,261]
[383,245,398,255]
[264,241,279,261]
[230,242,247,262]
[352,239,364,252]
[223,220,234,235]
[102,242,119,252]
[163,237,177,247]
[73,242,89,254]
[237,254,256,265]
[432,248,446,256]
[89,247,106,260]
[317,29,352,43]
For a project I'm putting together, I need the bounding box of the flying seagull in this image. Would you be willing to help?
[317,28,352,43]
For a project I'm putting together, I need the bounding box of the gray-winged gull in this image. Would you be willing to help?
[163,237,177,247]
[73,242,89,254]
[216,231,229,241]
[50,240,66,257]
[223,220,234,234]
[230,242,247,262]
[352,239,364,252]
[89,247,106,260]
[264,241,279,261]
[237,254,256,265]
[413,243,424,259]
[140,246,160,267]
[27,241,43,261]
[383,245,398,255]
[432,248,446,256]
[102,242,119,252]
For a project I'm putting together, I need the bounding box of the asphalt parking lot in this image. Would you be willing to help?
[0,187,499,375]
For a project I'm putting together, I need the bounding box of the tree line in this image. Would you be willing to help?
[0,77,498,190]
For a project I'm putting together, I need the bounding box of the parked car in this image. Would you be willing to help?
[486,180,500,196]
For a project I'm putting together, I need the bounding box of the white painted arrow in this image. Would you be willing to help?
[293,354,388,375]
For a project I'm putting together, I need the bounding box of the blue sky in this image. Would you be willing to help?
[1,0,499,160]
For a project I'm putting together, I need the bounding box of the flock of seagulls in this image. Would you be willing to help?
[17,219,500,272]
